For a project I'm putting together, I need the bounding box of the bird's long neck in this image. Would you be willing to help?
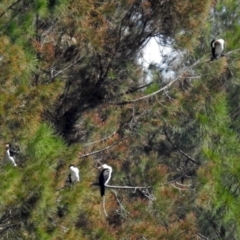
[5,148,10,157]
[105,169,112,185]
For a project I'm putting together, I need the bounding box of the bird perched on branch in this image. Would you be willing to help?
[211,39,225,61]
[4,143,18,167]
[99,164,112,196]
[68,165,80,184]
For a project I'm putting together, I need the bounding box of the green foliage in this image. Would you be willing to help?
[25,123,65,161]
[2,0,240,239]
[145,82,160,95]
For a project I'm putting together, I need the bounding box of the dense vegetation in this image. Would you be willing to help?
[1,0,240,239]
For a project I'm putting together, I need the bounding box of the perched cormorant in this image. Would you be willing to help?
[211,39,225,61]
[68,165,80,184]
[98,164,112,196]
[4,143,17,167]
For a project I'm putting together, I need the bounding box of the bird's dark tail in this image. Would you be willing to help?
[211,54,216,61]
[100,184,105,196]
[66,174,72,184]
[210,54,224,61]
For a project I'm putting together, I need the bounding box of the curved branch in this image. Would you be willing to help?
[0,224,19,234]
[109,48,240,106]
[224,48,240,56]
[112,190,130,216]
[109,76,179,105]
[164,130,199,165]
[109,57,208,105]
[170,183,188,191]
[79,137,128,158]
[85,130,117,146]
[0,0,21,19]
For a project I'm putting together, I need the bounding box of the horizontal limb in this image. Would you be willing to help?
[105,184,150,190]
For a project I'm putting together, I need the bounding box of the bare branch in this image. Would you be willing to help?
[109,76,179,105]
[175,181,191,187]
[139,188,156,201]
[47,56,83,80]
[105,184,150,190]
[98,175,192,193]
[137,236,148,240]
[40,19,58,38]
[110,47,240,105]
[109,57,208,105]
[0,0,21,19]
[183,76,201,79]
[224,48,240,56]
[60,225,69,233]
[118,82,154,97]
[164,130,199,165]
[102,195,108,217]
[177,149,199,165]
[112,190,130,216]
[0,224,19,234]
[85,130,117,146]
[170,183,188,191]
[79,137,128,158]
[196,233,209,240]
[127,82,154,93]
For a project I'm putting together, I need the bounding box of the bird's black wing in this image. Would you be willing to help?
[210,40,216,60]
[9,149,19,156]
[212,47,216,60]
[67,173,72,184]
[99,169,110,196]
[103,169,110,184]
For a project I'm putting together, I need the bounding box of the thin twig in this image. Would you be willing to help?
[122,82,154,96]
[0,224,19,234]
[196,233,209,240]
[85,130,117,146]
[112,190,130,215]
[79,137,128,158]
[60,225,69,233]
[40,19,58,38]
[175,181,191,187]
[139,188,156,201]
[164,130,199,165]
[182,76,201,79]
[224,48,240,56]
[0,0,21,19]
[177,149,199,165]
[49,56,83,79]
[170,183,188,191]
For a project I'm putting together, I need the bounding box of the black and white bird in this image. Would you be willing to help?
[4,143,17,167]
[211,39,225,61]
[68,165,80,184]
[99,164,112,196]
